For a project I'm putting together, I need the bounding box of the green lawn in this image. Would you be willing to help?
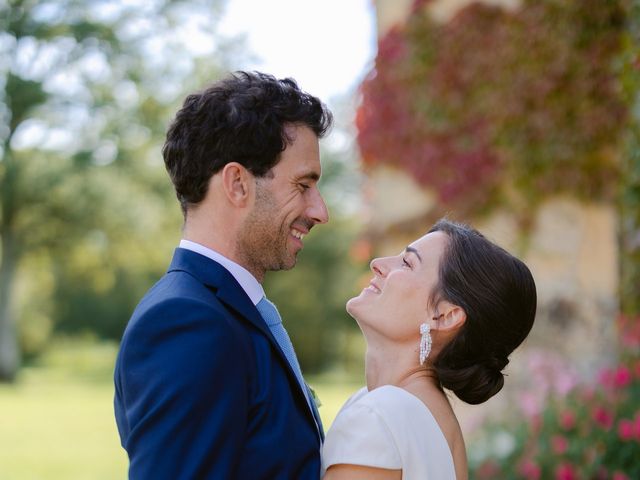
[0,340,362,479]
[0,341,128,480]
[309,373,363,428]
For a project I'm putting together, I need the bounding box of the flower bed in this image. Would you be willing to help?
[470,315,640,479]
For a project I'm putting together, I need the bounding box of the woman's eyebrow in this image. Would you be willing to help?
[405,246,422,262]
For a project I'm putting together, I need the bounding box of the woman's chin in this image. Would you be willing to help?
[346,295,363,318]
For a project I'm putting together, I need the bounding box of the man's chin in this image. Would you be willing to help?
[283,256,298,271]
[270,255,298,272]
[284,247,301,269]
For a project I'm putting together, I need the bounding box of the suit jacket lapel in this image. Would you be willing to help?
[168,248,273,340]
[168,248,320,435]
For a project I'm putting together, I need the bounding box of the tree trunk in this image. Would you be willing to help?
[0,143,19,382]
[0,228,18,382]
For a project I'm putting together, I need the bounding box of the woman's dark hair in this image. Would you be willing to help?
[162,71,333,215]
[428,219,537,405]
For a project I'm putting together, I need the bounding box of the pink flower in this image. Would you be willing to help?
[519,460,541,480]
[593,406,614,429]
[612,472,629,480]
[613,366,632,388]
[476,460,501,479]
[560,410,575,430]
[524,350,578,396]
[633,413,640,440]
[618,419,634,441]
[518,392,541,417]
[555,370,578,395]
[530,413,542,433]
[619,314,640,348]
[598,368,615,389]
[581,386,595,402]
[552,435,569,454]
[556,463,577,480]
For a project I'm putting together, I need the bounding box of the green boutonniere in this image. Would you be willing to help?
[308,385,322,409]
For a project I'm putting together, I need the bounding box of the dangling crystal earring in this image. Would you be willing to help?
[419,322,432,365]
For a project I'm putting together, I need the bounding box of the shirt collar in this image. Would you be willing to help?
[178,239,264,305]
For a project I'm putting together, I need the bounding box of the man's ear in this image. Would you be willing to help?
[220,162,252,207]
[433,304,466,332]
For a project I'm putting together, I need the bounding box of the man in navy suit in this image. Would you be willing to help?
[114,71,333,479]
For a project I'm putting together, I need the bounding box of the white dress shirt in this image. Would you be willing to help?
[179,239,264,305]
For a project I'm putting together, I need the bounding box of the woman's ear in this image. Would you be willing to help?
[221,162,252,207]
[432,303,466,332]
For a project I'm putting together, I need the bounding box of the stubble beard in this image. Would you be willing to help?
[237,190,297,279]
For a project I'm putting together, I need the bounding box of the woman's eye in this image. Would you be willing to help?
[402,258,411,268]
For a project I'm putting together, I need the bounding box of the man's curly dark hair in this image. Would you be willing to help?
[162,71,333,216]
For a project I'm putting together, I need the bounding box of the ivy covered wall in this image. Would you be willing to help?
[358,0,627,221]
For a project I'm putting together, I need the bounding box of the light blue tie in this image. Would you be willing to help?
[255,297,324,438]
[256,296,310,403]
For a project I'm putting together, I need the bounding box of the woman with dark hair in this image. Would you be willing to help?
[322,219,537,480]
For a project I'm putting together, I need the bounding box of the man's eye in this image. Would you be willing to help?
[299,183,310,191]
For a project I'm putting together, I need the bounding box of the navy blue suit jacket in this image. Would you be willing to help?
[114,248,322,479]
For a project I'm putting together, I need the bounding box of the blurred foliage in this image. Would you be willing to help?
[0,0,366,379]
[29,335,120,382]
[0,0,226,379]
[621,0,640,316]
[357,0,627,221]
[469,315,640,480]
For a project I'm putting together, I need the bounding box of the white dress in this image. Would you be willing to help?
[322,385,456,479]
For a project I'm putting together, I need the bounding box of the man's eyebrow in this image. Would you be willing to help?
[405,246,422,262]
[297,172,320,182]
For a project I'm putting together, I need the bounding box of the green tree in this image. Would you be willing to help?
[0,0,231,381]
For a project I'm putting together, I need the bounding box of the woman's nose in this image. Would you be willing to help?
[370,257,387,277]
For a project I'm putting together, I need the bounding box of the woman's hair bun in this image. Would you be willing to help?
[437,361,506,405]
[426,218,537,405]
[488,355,509,371]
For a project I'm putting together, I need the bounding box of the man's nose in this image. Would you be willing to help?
[308,187,329,224]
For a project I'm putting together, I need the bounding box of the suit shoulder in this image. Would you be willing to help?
[121,270,245,347]
[116,280,253,383]
[145,269,216,303]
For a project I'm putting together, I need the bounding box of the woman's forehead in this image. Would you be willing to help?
[409,231,449,256]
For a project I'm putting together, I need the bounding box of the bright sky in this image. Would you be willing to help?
[218,0,378,102]
[9,0,377,155]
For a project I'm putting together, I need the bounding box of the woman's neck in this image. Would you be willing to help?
[364,343,439,391]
